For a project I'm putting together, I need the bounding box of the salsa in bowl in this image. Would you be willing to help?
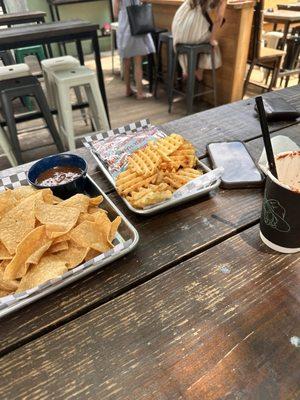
[28,154,87,199]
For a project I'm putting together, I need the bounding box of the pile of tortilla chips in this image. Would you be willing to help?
[0,186,121,297]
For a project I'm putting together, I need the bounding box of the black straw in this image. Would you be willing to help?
[255,96,278,179]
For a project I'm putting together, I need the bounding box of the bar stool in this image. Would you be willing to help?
[111,22,124,78]
[169,43,217,114]
[0,63,33,110]
[52,66,109,151]
[111,22,118,75]
[264,31,284,49]
[15,45,46,67]
[0,50,15,66]
[153,32,174,98]
[0,125,17,167]
[41,56,87,124]
[0,75,65,164]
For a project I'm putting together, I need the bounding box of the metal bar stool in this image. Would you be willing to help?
[0,50,15,66]
[52,66,109,151]
[153,32,174,99]
[0,75,65,164]
[0,63,33,112]
[15,45,46,67]
[41,56,88,125]
[169,43,217,114]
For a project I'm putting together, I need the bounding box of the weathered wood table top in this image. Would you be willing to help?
[0,11,46,26]
[264,9,300,22]
[0,19,99,47]
[0,86,299,399]
[278,2,300,11]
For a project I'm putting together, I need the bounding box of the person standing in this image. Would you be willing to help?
[114,0,155,99]
[172,0,226,81]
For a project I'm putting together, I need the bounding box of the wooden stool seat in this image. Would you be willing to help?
[260,47,285,59]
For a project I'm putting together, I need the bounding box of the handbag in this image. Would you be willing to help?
[126,0,155,36]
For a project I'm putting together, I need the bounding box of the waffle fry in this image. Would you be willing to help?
[163,168,203,190]
[116,169,157,196]
[116,134,203,208]
[127,146,161,177]
[154,134,185,160]
[126,184,173,209]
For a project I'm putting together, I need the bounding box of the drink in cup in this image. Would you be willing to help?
[260,150,300,253]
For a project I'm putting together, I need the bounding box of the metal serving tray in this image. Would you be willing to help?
[82,119,221,215]
[0,173,139,318]
[91,151,221,215]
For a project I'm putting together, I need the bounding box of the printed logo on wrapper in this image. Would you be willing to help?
[91,127,165,179]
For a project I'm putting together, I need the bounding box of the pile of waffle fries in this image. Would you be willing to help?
[116,134,203,209]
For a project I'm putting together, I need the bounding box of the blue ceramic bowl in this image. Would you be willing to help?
[27,154,87,199]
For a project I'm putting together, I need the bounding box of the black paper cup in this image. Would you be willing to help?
[260,170,300,253]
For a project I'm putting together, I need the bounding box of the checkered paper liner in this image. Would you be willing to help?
[0,169,134,313]
[82,120,223,211]
[82,118,152,146]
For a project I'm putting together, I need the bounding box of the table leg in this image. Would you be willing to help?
[76,40,85,65]
[279,22,289,50]
[55,5,66,56]
[92,33,110,127]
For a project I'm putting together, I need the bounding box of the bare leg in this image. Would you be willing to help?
[134,55,144,99]
[195,68,203,82]
[124,57,134,97]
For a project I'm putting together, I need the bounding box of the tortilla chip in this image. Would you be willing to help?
[109,216,122,242]
[70,213,113,253]
[53,233,71,244]
[0,262,19,292]
[52,195,62,204]
[12,186,37,201]
[61,194,90,213]
[0,194,37,254]
[77,209,107,225]
[85,248,99,262]
[89,195,103,206]
[55,240,89,269]
[48,241,69,254]
[0,289,10,298]
[88,206,104,214]
[16,255,67,292]
[0,241,12,260]
[4,225,52,280]
[0,190,18,219]
[35,200,80,239]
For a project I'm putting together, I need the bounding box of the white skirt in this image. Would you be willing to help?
[171,0,222,74]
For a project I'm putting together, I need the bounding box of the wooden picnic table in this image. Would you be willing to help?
[0,86,299,399]
[0,11,47,26]
[47,0,114,56]
[264,10,300,48]
[0,19,110,125]
[278,2,300,12]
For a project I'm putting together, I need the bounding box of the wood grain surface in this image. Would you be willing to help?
[0,125,299,356]
[0,225,299,400]
[162,85,300,155]
[0,11,46,26]
[0,87,299,399]
[0,20,99,46]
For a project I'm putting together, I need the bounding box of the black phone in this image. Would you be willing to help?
[207,141,264,189]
